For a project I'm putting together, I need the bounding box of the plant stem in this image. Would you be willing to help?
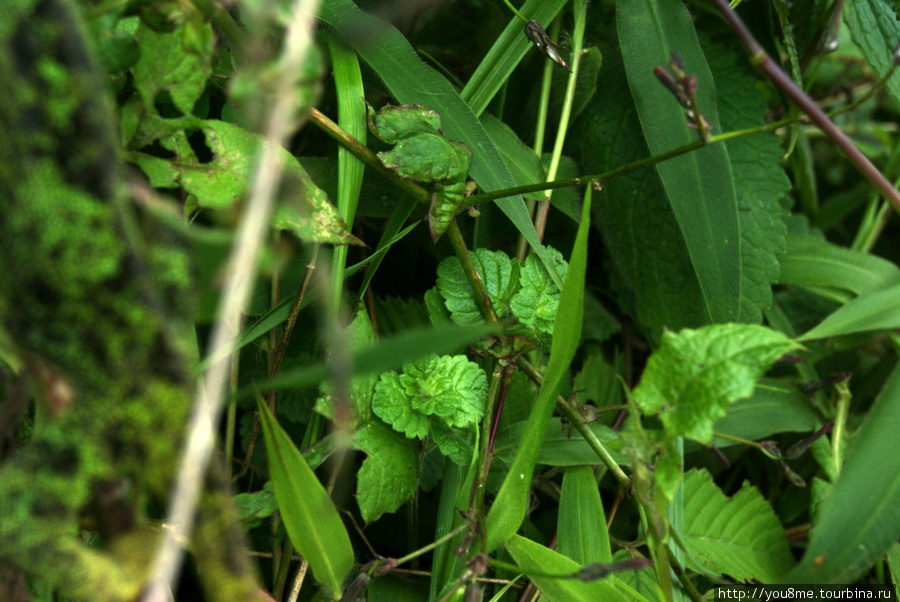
[392,522,472,569]
[446,219,500,324]
[308,107,430,204]
[499,0,529,24]
[831,381,851,477]
[709,0,900,214]
[517,358,631,489]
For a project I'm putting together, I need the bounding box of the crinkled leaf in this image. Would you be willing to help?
[132,19,213,115]
[436,248,520,323]
[132,119,360,245]
[633,324,801,444]
[703,33,790,323]
[352,420,419,524]
[373,354,487,438]
[378,136,471,183]
[511,246,568,339]
[367,102,443,143]
[373,370,431,438]
[402,355,487,428]
[682,469,793,582]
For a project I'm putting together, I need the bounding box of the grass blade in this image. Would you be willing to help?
[257,400,354,597]
[460,0,568,117]
[559,466,611,565]
[485,186,591,551]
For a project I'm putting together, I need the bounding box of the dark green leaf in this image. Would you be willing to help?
[618,0,741,324]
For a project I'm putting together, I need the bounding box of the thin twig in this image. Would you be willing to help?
[143,0,322,598]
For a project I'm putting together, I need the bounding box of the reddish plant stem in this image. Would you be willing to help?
[709,0,900,214]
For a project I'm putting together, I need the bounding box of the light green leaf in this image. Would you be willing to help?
[798,281,900,340]
[889,544,900,597]
[372,371,430,438]
[634,324,801,444]
[233,481,277,526]
[403,355,488,428]
[430,418,476,466]
[132,20,213,115]
[352,419,419,524]
[510,247,568,340]
[315,0,563,289]
[485,189,591,552]
[132,119,359,245]
[618,0,741,324]
[436,249,520,324]
[372,354,487,438]
[559,467,611,565]
[504,535,634,602]
[786,364,900,583]
[257,401,353,597]
[682,468,793,582]
[844,0,900,107]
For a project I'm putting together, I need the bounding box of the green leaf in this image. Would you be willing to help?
[889,544,900,597]
[430,418,477,466]
[712,384,821,446]
[132,119,359,245]
[352,419,419,524]
[798,281,900,340]
[459,0,569,117]
[844,0,900,107]
[558,467,611,565]
[504,535,634,602]
[485,189,591,552]
[315,309,378,426]
[618,0,741,324]
[633,324,801,444]
[682,468,793,582]
[315,0,563,289]
[779,233,900,297]
[132,19,213,115]
[493,418,627,468]
[569,53,707,344]
[257,401,353,597]
[704,34,790,324]
[436,249,520,324]
[233,481,277,527]
[372,354,487,438]
[510,247,568,340]
[786,363,900,583]
[481,114,546,201]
